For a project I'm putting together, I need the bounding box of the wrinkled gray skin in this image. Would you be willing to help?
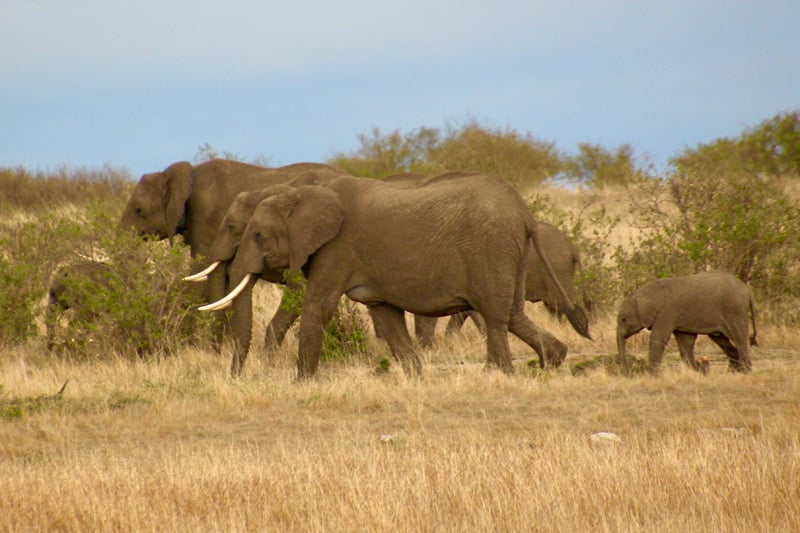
[119,159,348,345]
[380,172,591,348]
[416,222,591,346]
[617,270,757,374]
[45,261,114,350]
[210,174,577,378]
[202,174,338,349]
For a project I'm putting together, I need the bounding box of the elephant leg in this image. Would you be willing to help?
[414,315,437,348]
[445,312,467,336]
[673,332,700,371]
[371,305,422,376]
[508,310,567,369]
[647,321,673,374]
[206,267,229,352]
[296,290,341,380]
[728,318,753,372]
[708,333,751,373]
[229,284,254,377]
[484,321,514,374]
[468,310,487,334]
[45,301,59,351]
[264,300,299,350]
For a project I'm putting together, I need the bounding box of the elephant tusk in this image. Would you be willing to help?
[198,273,252,312]
[183,260,221,282]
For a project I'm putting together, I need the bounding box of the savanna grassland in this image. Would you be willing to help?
[2,116,800,531]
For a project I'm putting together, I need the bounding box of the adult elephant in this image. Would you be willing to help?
[381,172,591,349]
[183,182,314,349]
[440,222,591,338]
[200,174,578,378]
[119,159,349,345]
[617,270,757,374]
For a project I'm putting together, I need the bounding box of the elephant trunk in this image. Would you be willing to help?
[617,327,629,375]
[230,281,254,377]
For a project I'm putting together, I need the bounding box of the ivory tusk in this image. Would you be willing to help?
[198,273,252,312]
[183,260,221,282]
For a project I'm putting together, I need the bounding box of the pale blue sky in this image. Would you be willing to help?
[1,1,798,178]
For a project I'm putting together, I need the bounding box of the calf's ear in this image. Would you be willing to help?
[286,186,344,273]
[636,284,667,329]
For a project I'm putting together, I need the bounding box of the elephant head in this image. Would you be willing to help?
[199,186,344,375]
[120,161,193,243]
[183,184,298,285]
[616,282,665,372]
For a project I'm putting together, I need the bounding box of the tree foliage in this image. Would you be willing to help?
[562,143,644,187]
[672,111,800,178]
[330,121,562,189]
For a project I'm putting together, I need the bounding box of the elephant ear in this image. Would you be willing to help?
[636,281,667,329]
[163,161,193,240]
[285,186,344,273]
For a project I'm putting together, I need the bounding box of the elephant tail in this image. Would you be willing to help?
[526,218,591,339]
[748,293,758,347]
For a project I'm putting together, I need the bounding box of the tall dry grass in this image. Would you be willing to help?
[2,180,798,531]
[2,282,799,531]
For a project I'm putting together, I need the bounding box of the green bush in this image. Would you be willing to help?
[330,120,562,188]
[528,194,621,314]
[0,201,215,357]
[616,172,800,320]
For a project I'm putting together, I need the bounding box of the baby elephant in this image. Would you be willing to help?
[617,270,757,374]
[45,261,114,350]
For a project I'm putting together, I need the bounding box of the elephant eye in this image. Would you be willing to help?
[135,207,143,216]
[253,232,262,243]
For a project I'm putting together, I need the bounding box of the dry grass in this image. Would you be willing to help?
[2,181,798,531]
[2,284,799,532]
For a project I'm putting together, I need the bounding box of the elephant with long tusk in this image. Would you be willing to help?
[119,159,350,348]
[199,173,580,379]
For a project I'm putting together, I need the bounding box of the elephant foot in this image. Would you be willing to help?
[483,359,515,375]
[541,340,568,369]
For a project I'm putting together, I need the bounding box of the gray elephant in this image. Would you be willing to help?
[428,222,590,343]
[183,181,322,349]
[119,159,348,344]
[381,172,591,348]
[200,174,578,378]
[616,270,757,374]
[45,260,114,350]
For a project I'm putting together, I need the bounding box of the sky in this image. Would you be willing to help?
[1,1,798,179]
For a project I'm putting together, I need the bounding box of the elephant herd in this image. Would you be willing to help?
[50,159,758,378]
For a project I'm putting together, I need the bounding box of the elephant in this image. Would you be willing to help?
[420,222,591,344]
[45,260,114,350]
[119,159,349,345]
[199,173,579,378]
[381,172,591,348]
[616,270,757,374]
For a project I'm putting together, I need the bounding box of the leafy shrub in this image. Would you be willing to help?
[0,201,215,357]
[616,172,800,321]
[528,193,621,314]
[330,120,562,188]
[673,110,800,178]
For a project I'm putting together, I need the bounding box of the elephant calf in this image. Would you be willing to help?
[45,261,114,350]
[616,270,757,374]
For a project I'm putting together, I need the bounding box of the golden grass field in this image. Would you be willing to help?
[2,184,799,532]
